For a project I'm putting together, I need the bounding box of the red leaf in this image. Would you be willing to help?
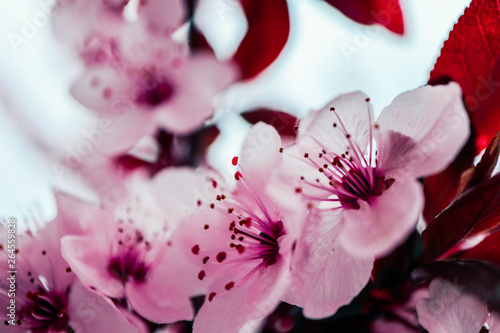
[324,0,404,35]
[114,126,220,176]
[461,232,500,266]
[234,0,290,79]
[241,109,297,138]
[423,135,475,222]
[189,25,213,53]
[429,0,500,152]
[466,130,500,188]
[421,173,500,263]
[423,130,500,223]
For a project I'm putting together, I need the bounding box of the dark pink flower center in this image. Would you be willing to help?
[107,227,152,284]
[296,99,394,210]
[191,170,286,302]
[108,252,150,283]
[18,288,69,332]
[231,218,283,267]
[135,77,175,107]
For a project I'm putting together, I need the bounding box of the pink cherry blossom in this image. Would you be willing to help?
[54,0,238,156]
[0,193,138,332]
[69,50,237,155]
[60,170,204,324]
[416,278,488,333]
[171,123,306,333]
[289,83,469,258]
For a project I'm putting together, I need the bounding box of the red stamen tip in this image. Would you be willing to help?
[216,252,227,263]
[232,156,239,166]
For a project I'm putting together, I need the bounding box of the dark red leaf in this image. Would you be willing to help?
[324,0,404,35]
[234,0,290,79]
[412,259,500,312]
[188,25,213,53]
[429,0,500,152]
[114,126,220,176]
[241,109,297,138]
[461,232,500,266]
[423,135,475,222]
[466,130,500,188]
[372,231,422,291]
[421,173,500,263]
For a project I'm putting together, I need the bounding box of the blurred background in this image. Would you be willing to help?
[0,0,471,229]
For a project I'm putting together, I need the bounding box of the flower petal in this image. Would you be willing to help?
[70,66,133,113]
[61,235,125,298]
[284,209,373,318]
[157,53,238,134]
[125,241,197,323]
[341,179,423,258]
[137,0,186,36]
[68,281,139,333]
[153,167,212,227]
[416,278,488,333]
[193,259,289,333]
[239,122,283,190]
[298,91,372,156]
[376,83,470,178]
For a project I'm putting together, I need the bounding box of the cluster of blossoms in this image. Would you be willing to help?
[4,0,500,332]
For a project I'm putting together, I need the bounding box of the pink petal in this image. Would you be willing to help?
[298,91,372,156]
[193,259,289,333]
[487,312,500,333]
[341,179,423,258]
[152,167,213,226]
[61,235,125,298]
[70,66,157,154]
[98,110,157,155]
[137,0,186,36]
[70,65,133,113]
[125,241,198,323]
[416,278,488,333]
[52,0,124,47]
[126,280,193,324]
[238,122,283,190]
[68,281,139,333]
[284,210,373,318]
[376,83,470,179]
[156,53,238,134]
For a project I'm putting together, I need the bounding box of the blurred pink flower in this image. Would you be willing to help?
[416,278,488,333]
[53,0,238,156]
[289,83,469,258]
[172,123,306,332]
[52,0,186,48]
[0,194,138,333]
[60,169,204,324]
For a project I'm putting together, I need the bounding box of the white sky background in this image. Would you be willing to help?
[0,0,471,229]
